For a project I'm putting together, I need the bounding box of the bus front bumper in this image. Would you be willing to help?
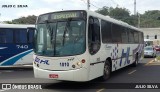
[33,66,89,82]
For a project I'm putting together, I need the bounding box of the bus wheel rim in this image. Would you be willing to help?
[104,64,109,76]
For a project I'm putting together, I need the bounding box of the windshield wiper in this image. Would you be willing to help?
[45,20,54,44]
[44,20,55,56]
[62,18,72,46]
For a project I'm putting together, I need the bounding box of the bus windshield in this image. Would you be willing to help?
[35,19,86,56]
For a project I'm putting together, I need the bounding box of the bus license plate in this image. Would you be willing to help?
[49,74,58,78]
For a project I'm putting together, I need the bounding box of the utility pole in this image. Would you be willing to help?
[87,0,90,10]
[138,13,140,28]
[134,0,139,28]
[134,0,136,15]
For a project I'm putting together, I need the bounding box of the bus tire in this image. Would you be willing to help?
[101,60,111,81]
[132,54,139,67]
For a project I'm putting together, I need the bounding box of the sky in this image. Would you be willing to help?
[0,0,160,21]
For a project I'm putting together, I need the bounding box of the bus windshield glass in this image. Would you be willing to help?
[35,11,86,56]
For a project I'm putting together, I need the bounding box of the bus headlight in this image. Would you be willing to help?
[72,61,82,69]
[77,62,82,66]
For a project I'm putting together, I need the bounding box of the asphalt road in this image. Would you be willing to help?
[0,56,160,92]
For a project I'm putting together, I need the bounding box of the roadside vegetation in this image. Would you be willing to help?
[96,6,160,28]
[3,6,160,28]
[156,56,160,61]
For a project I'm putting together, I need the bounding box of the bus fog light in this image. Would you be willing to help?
[72,65,76,68]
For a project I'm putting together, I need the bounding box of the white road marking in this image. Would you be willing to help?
[97,88,105,92]
[0,89,10,92]
[145,60,154,66]
[128,70,137,74]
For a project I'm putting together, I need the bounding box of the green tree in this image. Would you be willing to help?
[95,6,109,16]
[95,6,160,28]
[109,7,130,19]
[12,15,37,24]
[96,7,135,26]
[108,7,132,24]
[3,21,13,24]
[4,15,37,24]
[140,10,160,28]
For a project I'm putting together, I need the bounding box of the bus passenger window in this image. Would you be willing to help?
[15,29,27,43]
[128,30,134,43]
[0,29,13,43]
[88,16,101,55]
[27,28,35,43]
[101,20,112,43]
[112,24,122,43]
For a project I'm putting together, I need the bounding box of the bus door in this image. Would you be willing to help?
[88,16,102,79]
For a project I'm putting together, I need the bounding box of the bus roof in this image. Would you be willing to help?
[0,24,35,28]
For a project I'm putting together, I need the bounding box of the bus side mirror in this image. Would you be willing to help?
[33,28,38,51]
[27,27,36,51]
[27,27,36,43]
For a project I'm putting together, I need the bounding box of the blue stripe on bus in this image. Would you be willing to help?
[1,50,33,66]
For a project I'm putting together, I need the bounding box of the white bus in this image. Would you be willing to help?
[0,24,35,67]
[33,10,144,81]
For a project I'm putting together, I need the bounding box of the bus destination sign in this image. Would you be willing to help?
[52,12,79,19]
[38,11,86,23]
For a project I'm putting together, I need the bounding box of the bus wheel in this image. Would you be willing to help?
[132,54,138,67]
[101,60,111,81]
